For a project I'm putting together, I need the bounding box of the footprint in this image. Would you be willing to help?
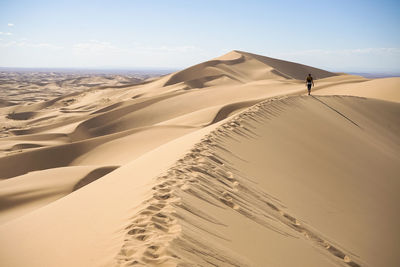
[157,187,171,193]
[135,234,149,241]
[153,222,169,232]
[266,202,279,212]
[147,205,161,212]
[154,193,171,200]
[219,197,235,208]
[145,245,161,256]
[151,213,171,225]
[283,213,297,225]
[130,260,142,265]
[139,210,154,216]
[180,184,190,191]
[120,247,136,257]
[128,228,146,235]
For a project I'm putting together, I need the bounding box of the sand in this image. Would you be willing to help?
[0,50,399,266]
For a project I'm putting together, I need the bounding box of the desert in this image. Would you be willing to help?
[0,50,399,266]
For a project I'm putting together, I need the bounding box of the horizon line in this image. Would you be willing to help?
[1,66,400,76]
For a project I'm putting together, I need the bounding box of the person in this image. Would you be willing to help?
[306,74,314,95]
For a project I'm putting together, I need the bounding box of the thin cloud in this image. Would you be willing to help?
[0,41,17,47]
[0,32,12,35]
[133,44,204,53]
[8,23,14,27]
[276,48,400,57]
[0,40,63,50]
[30,43,64,49]
[73,40,123,54]
[269,47,400,72]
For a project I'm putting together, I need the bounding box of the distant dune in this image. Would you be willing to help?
[0,51,399,267]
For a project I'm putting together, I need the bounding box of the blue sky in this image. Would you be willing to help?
[0,0,399,72]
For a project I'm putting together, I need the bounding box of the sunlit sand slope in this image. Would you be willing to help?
[0,51,399,267]
[1,95,399,267]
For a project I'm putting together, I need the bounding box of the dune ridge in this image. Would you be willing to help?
[114,95,399,266]
[0,50,399,266]
[235,50,338,79]
[0,165,118,224]
[163,50,338,89]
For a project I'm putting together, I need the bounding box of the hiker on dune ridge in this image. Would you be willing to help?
[306,74,314,95]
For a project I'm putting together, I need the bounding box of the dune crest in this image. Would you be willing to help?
[163,50,338,89]
[115,95,399,267]
[0,51,399,266]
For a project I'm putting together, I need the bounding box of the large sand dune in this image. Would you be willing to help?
[0,51,399,266]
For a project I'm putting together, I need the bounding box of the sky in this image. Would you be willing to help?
[0,0,399,72]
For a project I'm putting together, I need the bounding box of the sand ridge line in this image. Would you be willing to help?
[198,97,363,266]
[115,96,364,266]
[113,98,288,266]
[210,96,363,267]
[311,95,362,128]
[113,96,286,266]
[1,51,399,267]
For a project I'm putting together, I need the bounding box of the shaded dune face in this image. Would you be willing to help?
[163,50,338,88]
[116,96,400,267]
[6,111,37,120]
[236,50,338,79]
[163,53,246,87]
[0,51,399,267]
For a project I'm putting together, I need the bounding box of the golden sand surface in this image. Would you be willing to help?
[0,51,399,267]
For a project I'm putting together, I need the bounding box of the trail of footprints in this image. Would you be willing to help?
[116,96,361,267]
[116,177,181,266]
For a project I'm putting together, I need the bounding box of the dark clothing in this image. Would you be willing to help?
[306,75,313,95]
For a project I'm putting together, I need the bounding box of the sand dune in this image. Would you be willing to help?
[0,165,117,224]
[0,51,399,266]
[316,77,400,102]
[164,50,337,88]
[0,71,149,105]
[237,50,338,79]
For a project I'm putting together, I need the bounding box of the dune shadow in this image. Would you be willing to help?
[73,166,119,191]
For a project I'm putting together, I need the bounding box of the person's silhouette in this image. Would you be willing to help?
[306,74,314,95]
